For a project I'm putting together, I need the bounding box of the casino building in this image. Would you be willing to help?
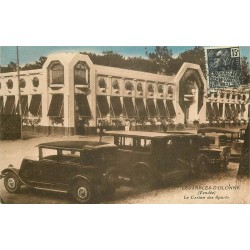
[0,52,249,135]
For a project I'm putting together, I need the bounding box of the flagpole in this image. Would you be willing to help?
[16,46,23,140]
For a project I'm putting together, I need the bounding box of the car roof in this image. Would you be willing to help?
[105,130,199,139]
[197,127,241,134]
[37,141,117,151]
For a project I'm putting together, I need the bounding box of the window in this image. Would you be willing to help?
[166,100,176,118]
[29,95,42,116]
[74,62,88,85]
[225,103,233,118]
[115,136,152,152]
[135,98,147,118]
[96,95,109,117]
[230,104,238,117]
[75,95,91,117]
[4,96,15,114]
[213,103,220,117]
[0,96,3,114]
[16,95,28,116]
[206,102,215,119]
[48,61,64,85]
[47,94,64,117]
[123,97,135,118]
[110,96,122,117]
[146,99,157,117]
[157,99,167,118]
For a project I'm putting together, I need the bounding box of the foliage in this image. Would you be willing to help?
[19,78,26,88]
[241,57,250,84]
[32,77,39,87]
[125,81,133,90]
[98,78,107,89]
[0,114,21,140]
[1,48,249,86]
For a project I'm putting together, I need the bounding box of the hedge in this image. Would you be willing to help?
[0,114,21,140]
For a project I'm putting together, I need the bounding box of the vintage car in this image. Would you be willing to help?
[0,141,118,203]
[105,131,213,189]
[162,131,231,171]
[197,127,244,161]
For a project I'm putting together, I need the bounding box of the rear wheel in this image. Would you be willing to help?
[4,172,21,193]
[132,165,154,190]
[71,180,94,204]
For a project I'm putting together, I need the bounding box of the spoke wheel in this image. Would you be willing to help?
[132,165,153,190]
[71,180,94,204]
[4,172,21,193]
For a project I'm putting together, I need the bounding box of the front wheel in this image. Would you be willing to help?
[4,172,22,193]
[194,155,209,177]
[71,180,94,204]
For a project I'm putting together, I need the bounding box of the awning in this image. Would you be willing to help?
[212,103,220,117]
[225,103,233,118]
[29,95,42,116]
[241,104,246,112]
[47,94,64,117]
[4,96,15,115]
[230,104,238,117]
[135,98,147,118]
[236,104,241,113]
[156,99,167,118]
[96,95,109,117]
[0,96,3,114]
[219,103,223,117]
[146,99,157,117]
[206,102,215,118]
[123,97,135,118]
[166,100,176,118]
[75,95,91,117]
[16,95,28,116]
[110,96,122,117]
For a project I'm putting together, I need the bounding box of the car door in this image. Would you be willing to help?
[33,158,59,185]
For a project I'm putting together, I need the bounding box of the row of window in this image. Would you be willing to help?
[0,95,41,116]
[0,94,177,119]
[0,77,40,90]
[43,94,177,119]
[206,102,247,119]
[96,96,176,119]
[47,61,89,86]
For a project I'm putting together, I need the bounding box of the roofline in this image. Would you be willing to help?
[37,142,117,151]
[105,130,199,139]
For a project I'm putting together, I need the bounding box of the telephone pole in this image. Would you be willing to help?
[16,46,23,139]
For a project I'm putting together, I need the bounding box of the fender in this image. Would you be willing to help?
[1,167,28,186]
[131,161,153,171]
[69,175,92,188]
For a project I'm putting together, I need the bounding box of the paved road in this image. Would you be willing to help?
[0,135,249,204]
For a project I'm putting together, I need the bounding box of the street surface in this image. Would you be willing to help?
[0,134,249,204]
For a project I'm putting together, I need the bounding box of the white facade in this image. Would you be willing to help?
[0,53,248,135]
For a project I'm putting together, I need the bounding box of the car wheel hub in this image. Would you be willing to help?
[77,187,88,200]
[7,178,16,189]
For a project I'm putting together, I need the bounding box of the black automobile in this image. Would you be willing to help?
[0,141,118,203]
[105,131,205,189]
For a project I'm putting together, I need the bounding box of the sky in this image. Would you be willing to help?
[0,46,249,66]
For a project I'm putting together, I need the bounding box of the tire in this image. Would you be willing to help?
[194,155,209,177]
[4,172,22,194]
[71,179,94,204]
[132,164,154,190]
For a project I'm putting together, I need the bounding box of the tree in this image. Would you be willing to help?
[241,57,250,85]
[146,46,174,75]
[175,46,206,76]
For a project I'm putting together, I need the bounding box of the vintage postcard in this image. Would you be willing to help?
[0,46,249,204]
